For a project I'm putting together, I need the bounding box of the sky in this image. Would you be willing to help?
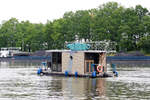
[0,0,149,23]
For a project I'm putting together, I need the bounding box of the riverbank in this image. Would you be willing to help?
[1,55,150,67]
[0,56,50,62]
[107,56,150,67]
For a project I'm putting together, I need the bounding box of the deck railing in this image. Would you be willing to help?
[65,41,116,53]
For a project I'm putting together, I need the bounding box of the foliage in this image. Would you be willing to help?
[0,2,150,53]
[138,36,150,53]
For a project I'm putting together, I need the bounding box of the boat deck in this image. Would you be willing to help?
[41,71,112,78]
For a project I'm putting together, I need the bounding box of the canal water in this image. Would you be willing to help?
[0,61,150,100]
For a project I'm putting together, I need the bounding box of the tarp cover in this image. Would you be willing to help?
[67,43,90,51]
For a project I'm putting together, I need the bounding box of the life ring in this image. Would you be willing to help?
[97,65,103,73]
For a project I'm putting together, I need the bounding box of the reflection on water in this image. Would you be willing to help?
[0,61,150,100]
[0,61,41,68]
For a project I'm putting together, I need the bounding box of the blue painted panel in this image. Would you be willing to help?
[13,56,51,60]
[107,56,150,61]
[67,43,90,51]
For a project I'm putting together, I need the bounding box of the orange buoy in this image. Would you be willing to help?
[97,64,103,73]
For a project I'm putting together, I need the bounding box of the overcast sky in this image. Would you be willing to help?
[0,0,149,23]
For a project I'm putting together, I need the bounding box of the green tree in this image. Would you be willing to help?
[0,2,150,53]
[44,21,54,49]
[92,2,125,52]
[63,11,76,42]
[138,36,150,53]
[0,18,19,47]
[119,5,149,51]
[73,10,92,42]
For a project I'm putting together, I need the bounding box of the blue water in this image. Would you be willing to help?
[0,61,150,100]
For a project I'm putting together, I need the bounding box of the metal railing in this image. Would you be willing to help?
[65,41,116,53]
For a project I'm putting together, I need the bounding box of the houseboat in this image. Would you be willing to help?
[0,47,21,58]
[37,42,118,78]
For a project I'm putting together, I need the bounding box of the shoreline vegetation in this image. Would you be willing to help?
[0,2,150,54]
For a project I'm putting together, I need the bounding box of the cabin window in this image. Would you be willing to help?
[52,52,62,72]
[86,62,89,72]
[84,53,99,73]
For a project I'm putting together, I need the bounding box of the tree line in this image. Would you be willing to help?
[0,2,150,53]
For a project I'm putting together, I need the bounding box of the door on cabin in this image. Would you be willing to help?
[52,52,62,72]
[85,60,94,73]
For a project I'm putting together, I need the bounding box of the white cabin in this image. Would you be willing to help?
[0,47,21,57]
[0,48,10,57]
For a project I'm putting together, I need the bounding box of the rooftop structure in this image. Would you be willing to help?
[65,41,116,53]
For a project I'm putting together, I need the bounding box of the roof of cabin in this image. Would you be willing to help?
[46,50,70,52]
[45,50,115,53]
